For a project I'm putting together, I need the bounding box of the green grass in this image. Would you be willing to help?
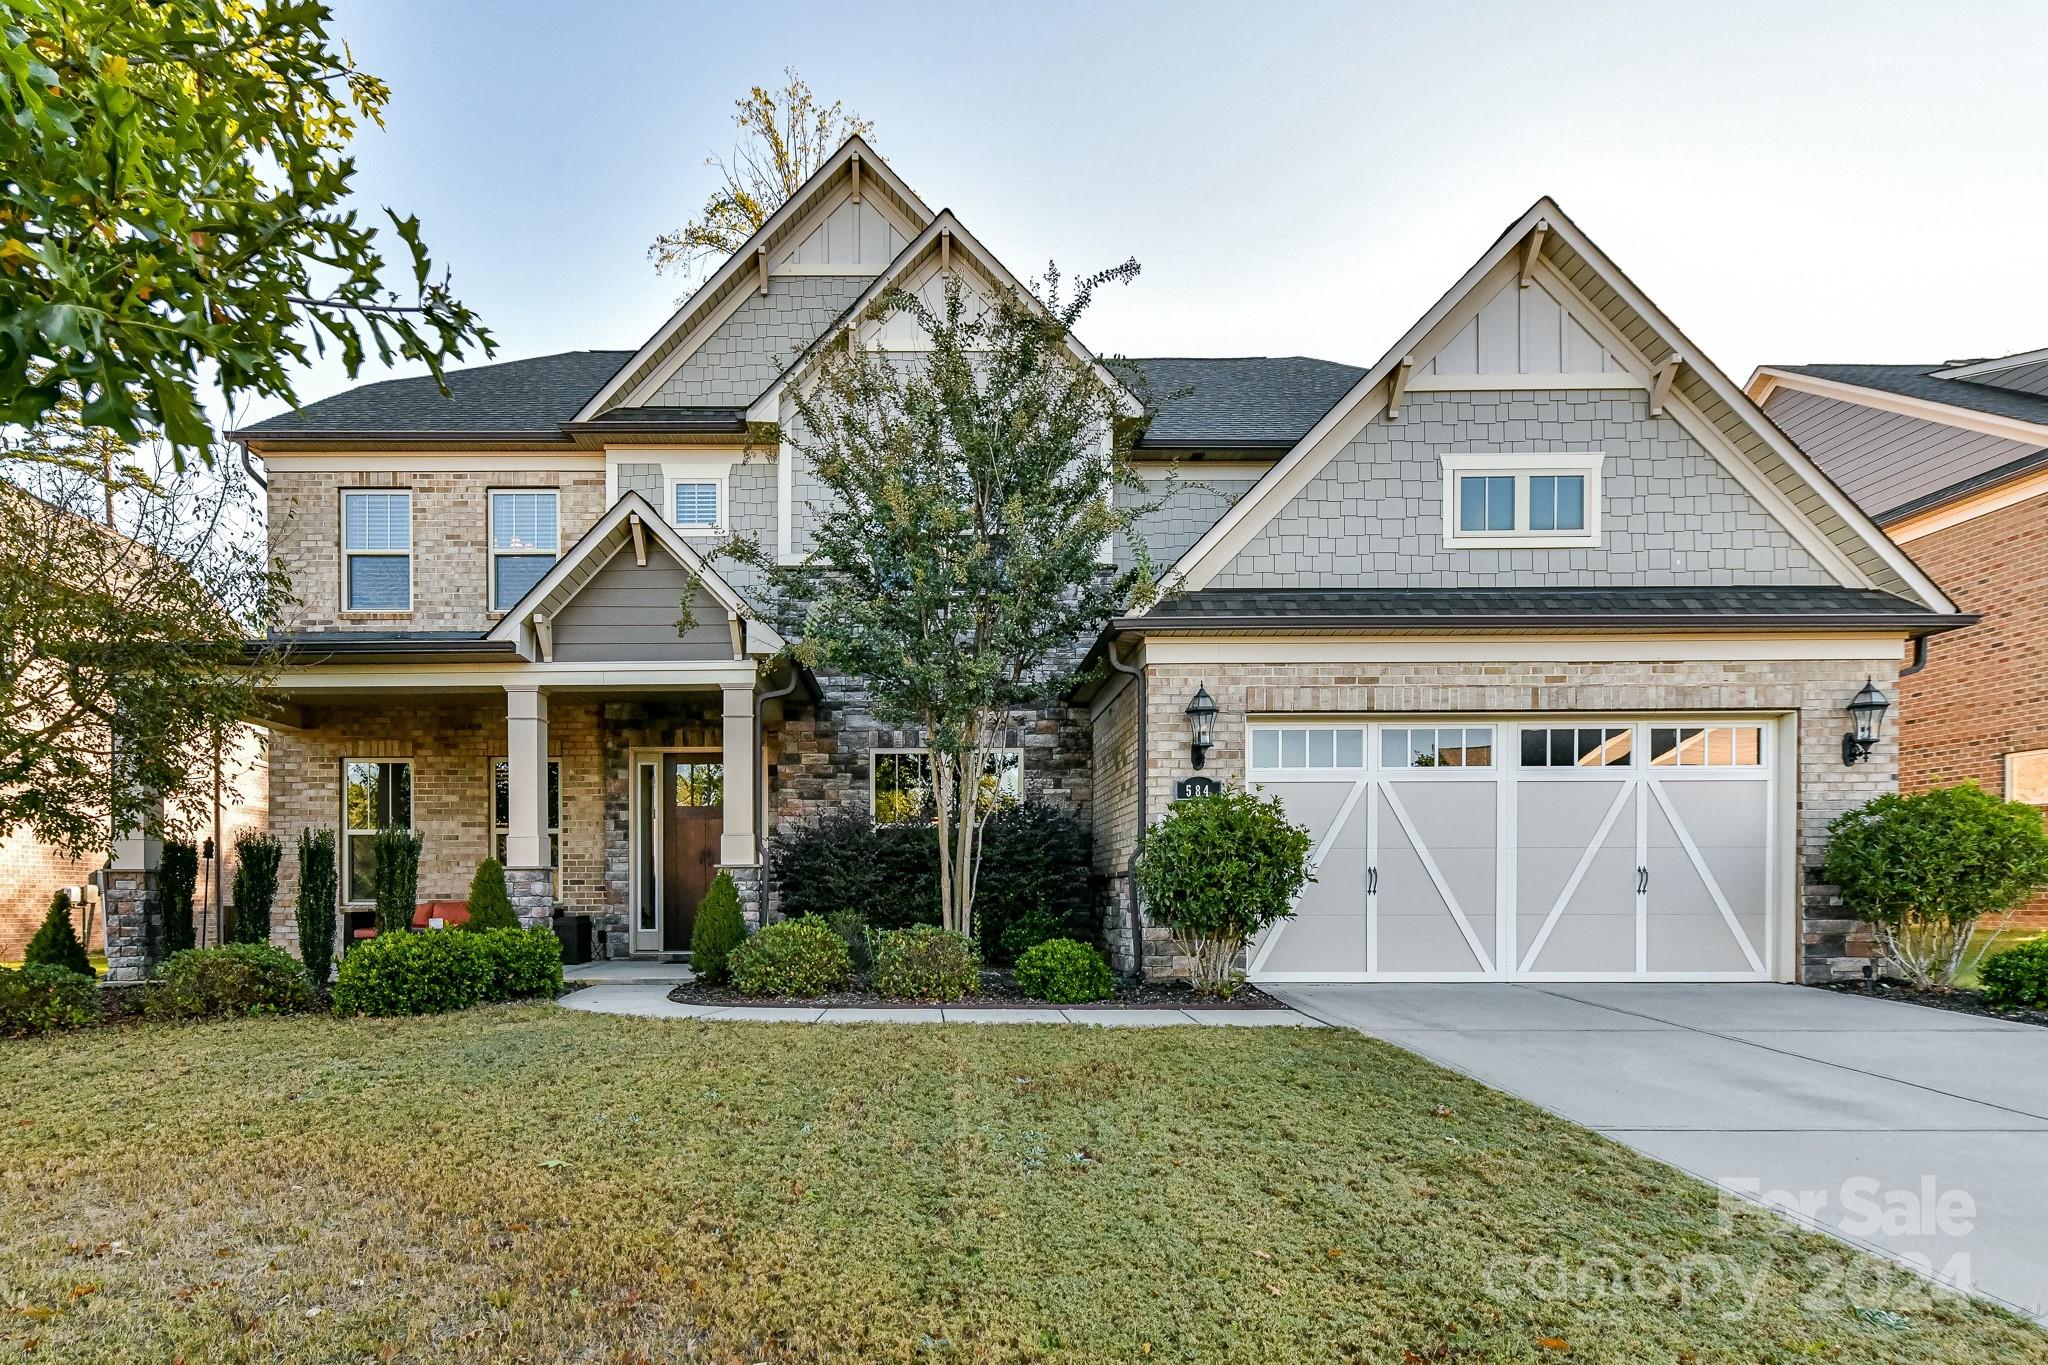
[0,1009,2038,1363]
[0,952,108,976]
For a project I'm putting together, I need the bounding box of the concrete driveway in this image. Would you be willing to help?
[1271,982,2048,1324]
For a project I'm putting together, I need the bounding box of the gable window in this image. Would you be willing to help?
[490,757,562,884]
[490,491,559,611]
[342,760,412,903]
[1440,454,1601,548]
[674,480,720,529]
[342,490,412,610]
[872,749,1022,825]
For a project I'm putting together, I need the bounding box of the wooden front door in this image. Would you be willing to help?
[661,757,724,951]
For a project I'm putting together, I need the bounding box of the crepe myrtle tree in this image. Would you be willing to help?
[718,263,1161,938]
[0,0,490,463]
[1823,782,2048,989]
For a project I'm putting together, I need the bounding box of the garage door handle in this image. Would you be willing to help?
[1636,866,1648,894]
[1367,866,1378,895]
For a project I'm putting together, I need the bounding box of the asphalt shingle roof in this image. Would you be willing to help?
[235,350,1365,447]
[1776,364,2048,429]
[1128,586,1956,630]
[1124,356,1366,447]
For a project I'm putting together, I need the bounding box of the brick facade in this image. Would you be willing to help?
[1895,491,2048,926]
[0,832,102,959]
[1102,652,1899,984]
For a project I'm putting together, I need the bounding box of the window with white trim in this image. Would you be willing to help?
[490,757,562,884]
[674,480,720,529]
[342,760,412,903]
[871,749,1022,825]
[342,490,412,610]
[1249,726,1367,772]
[490,491,559,611]
[1440,454,1601,548]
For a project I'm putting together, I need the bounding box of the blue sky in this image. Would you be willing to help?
[242,0,2048,425]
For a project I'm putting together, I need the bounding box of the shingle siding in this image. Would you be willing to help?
[1116,476,1259,571]
[1210,389,1830,589]
[650,276,871,407]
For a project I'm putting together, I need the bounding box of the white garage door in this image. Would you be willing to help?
[1246,719,1776,982]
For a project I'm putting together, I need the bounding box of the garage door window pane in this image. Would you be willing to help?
[1252,729,1279,770]
[1335,729,1364,768]
[1308,729,1334,768]
[1281,729,1307,768]
[1651,724,1762,768]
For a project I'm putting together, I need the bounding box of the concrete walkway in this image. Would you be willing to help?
[1273,981,2048,1324]
[564,959,695,985]
[558,981,1321,1027]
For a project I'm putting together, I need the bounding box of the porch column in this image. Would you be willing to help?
[101,808,162,983]
[720,682,758,867]
[504,685,554,926]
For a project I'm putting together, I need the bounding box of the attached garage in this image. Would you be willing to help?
[1247,717,1781,983]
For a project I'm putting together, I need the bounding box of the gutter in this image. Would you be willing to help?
[1115,612,1978,637]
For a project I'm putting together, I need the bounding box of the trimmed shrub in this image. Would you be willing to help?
[1014,937,1115,1004]
[0,965,95,1037]
[296,828,339,985]
[230,832,283,944]
[1824,782,2048,988]
[975,802,1095,963]
[1980,937,2048,1013]
[24,890,92,976]
[727,918,852,998]
[332,928,489,1017]
[690,872,747,983]
[1134,787,1313,997]
[465,858,518,931]
[159,840,199,954]
[825,908,873,973]
[473,927,564,999]
[871,925,980,1002]
[371,826,423,935]
[770,815,941,929]
[148,944,315,1020]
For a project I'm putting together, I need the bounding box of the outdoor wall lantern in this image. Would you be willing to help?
[1185,682,1218,769]
[1842,679,1890,766]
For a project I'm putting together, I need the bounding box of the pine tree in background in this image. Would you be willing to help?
[296,828,339,985]
[230,833,282,944]
[158,840,199,953]
[464,858,518,932]
[23,890,92,976]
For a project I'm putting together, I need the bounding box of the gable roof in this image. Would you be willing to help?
[1764,363,2048,428]
[575,136,934,422]
[1126,357,1366,449]
[1151,196,1954,614]
[484,491,783,657]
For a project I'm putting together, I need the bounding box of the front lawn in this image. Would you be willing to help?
[0,1009,2036,1362]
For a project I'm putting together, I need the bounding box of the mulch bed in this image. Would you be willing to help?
[1818,977,2048,1028]
[669,969,1289,1011]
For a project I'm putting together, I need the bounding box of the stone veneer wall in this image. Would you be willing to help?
[1125,652,1901,984]
[267,468,606,633]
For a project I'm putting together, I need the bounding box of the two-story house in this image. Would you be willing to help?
[94,138,1959,985]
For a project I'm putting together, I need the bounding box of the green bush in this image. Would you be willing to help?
[159,840,199,954]
[230,832,283,944]
[727,918,852,998]
[465,858,518,931]
[24,890,92,976]
[1014,937,1115,1004]
[295,828,339,986]
[1133,787,1312,997]
[689,871,747,983]
[0,965,95,1037]
[332,929,489,1017]
[371,826,423,935]
[1980,937,2048,1012]
[148,944,315,1020]
[975,802,1095,963]
[825,908,873,973]
[770,814,940,929]
[871,925,980,1002]
[1824,782,2048,988]
[473,927,563,1000]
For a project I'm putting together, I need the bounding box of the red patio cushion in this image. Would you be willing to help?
[412,900,471,929]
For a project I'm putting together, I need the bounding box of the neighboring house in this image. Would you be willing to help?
[1749,353,2048,924]
[156,137,1955,988]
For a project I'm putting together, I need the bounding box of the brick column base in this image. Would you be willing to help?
[101,869,157,983]
[506,867,555,929]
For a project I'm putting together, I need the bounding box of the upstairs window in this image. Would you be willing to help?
[342,490,411,611]
[674,480,720,529]
[490,490,559,611]
[1440,454,1601,548]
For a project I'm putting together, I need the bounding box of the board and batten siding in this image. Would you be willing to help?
[549,548,734,662]
[1761,386,2046,520]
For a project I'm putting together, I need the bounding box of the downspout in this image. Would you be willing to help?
[1898,633,1930,678]
[753,661,804,921]
[1104,636,1147,976]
